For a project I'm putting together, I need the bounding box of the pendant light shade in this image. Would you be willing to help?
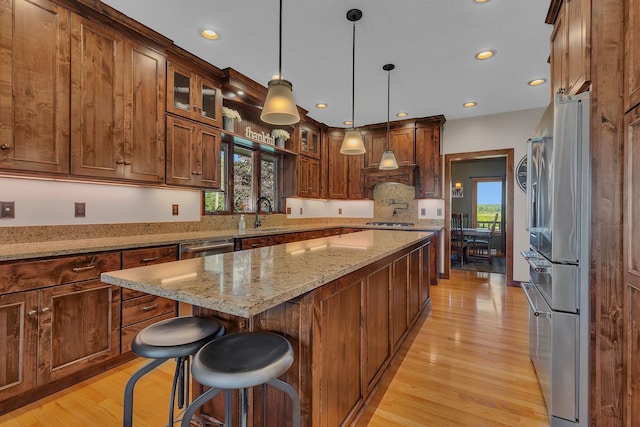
[340,9,365,155]
[260,0,300,125]
[379,63,399,170]
[261,78,300,125]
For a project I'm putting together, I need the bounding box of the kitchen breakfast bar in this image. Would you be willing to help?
[101,229,433,427]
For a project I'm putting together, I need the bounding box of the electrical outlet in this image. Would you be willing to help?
[172,204,179,216]
[0,201,15,218]
[338,208,343,215]
[420,208,426,216]
[437,208,443,217]
[74,202,86,218]
[299,207,303,215]
[286,207,292,214]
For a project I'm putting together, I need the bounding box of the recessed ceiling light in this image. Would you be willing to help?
[396,112,408,117]
[201,29,218,40]
[474,0,490,3]
[316,103,328,109]
[463,102,477,108]
[343,120,352,126]
[475,50,496,60]
[528,78,547,86]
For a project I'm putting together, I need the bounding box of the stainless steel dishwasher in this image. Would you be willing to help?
[179,239,235,259]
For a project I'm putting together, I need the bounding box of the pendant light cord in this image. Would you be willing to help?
[351,21,356,127]
[278,0,283,80]
[386,68,391,150]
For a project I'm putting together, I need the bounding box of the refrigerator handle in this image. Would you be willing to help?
[520,282,551,317]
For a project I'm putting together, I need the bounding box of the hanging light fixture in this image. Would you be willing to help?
[261,0,300,125]
[379,64,399,170]
[340,9,366,155]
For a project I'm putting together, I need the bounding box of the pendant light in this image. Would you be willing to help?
[260,0,300,125]
[340,9,366,155]
[379,64,399,170]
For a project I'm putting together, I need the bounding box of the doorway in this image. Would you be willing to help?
[444,149,514,285]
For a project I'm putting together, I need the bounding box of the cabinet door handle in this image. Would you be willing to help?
[116,159,124,165]
[192,171,202,175]
[141,257,159,263]
[41,307,50,313]
[141,303,159,312]
[28,309,37,316]
[124,160,132,165]
[72,263,97,273]
[0,144,10,150]
[250,243,261,248]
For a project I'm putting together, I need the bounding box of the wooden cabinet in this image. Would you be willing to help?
[626,0,640,111]
[415,120,443,198]
[70,14,165,183]
[121,246,178,352]
[389,127,415,166]
[166,115,221,188]
[0,0,70,175]
[363,129,387,169]
[167,63,223,128]
[0,290,38,401]
[363,265,391,391]
[296,123,321,158]
[391,254,409,351]
[326,129,364,199]
[548,0,591,96]
[0,251,121,399]
[298,156,320,198]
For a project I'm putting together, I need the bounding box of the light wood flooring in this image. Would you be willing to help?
[0,270,549,427]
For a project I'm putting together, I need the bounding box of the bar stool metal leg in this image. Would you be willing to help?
[124,358,167,427]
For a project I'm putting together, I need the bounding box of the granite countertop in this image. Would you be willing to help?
[0,223,442,262]
[101,229,432,318]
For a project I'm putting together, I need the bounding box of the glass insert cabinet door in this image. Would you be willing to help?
[299,125,320,158]
[167,63,222,127]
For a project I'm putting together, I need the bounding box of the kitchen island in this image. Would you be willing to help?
[101,229,433,426]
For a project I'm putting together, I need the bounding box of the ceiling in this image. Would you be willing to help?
[101,0,553,128]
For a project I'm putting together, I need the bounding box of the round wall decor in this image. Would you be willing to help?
[516,155,527,192]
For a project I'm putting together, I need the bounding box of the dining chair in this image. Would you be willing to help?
[470,213,499,264]
[451,213,468,266]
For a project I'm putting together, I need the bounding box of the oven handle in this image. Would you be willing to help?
[520,282,551,317]
[183,242,234,253]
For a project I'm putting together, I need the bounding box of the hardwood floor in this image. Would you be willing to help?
[0,271,549,427]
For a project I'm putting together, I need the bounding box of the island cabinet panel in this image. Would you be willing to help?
[0,291,38,401]
[363,265,391,391]
[421,243,432,304]
[391,254,409,351]
[0,0,70,175]
[408,248,421,323]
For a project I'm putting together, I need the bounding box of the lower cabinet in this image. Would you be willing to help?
[0,251,121,403]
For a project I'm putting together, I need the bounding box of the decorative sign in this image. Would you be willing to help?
[245,127,275,145]
[516,155,527,192]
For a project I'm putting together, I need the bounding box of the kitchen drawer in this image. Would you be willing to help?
[0,252,121,294]
[121,311,176,353]
[122,294,176,327]
[121,246,177,300]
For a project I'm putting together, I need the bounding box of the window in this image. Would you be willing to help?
[472,178,502,232]
[204,142,279,214]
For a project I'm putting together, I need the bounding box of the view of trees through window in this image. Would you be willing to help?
[474,179,502,231]
[203,144,227,213]
[233,147,253,212]
[260,155,276,207]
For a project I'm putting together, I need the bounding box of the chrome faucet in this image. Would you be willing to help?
[254,197,272,228]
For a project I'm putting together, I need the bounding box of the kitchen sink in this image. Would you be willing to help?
[365,222,414,227]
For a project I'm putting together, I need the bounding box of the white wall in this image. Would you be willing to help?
[0,177,201,226]
[443,106,546,282]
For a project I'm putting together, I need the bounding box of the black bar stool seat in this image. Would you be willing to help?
[124,316,225,427]
[181,331,300,427]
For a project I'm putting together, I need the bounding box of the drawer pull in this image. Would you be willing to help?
[72,264,96,273]
[141,257,159,263]
[141,303,159,312]
[1,144,10,150]
[250,243,261,248]
[41,307,50,313]
[28,309,37,316]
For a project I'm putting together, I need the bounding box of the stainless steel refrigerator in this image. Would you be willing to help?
[521,92,590,426]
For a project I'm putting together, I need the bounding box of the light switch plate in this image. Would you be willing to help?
[437,208,443,217]
[74,202,86,218]
[172,204,179,216]
[420,208,426,216]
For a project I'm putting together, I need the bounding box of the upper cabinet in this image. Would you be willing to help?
[625,0,640,111]
[69,14,166,183]
[327,131,349,199]
[415,119,443,198]
[167,63,223,128]
[296,123,321,158]
[0,0,70,175]
[548,0,591,96]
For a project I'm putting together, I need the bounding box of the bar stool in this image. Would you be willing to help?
[180,331,300,427]
[123,316,225,427]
